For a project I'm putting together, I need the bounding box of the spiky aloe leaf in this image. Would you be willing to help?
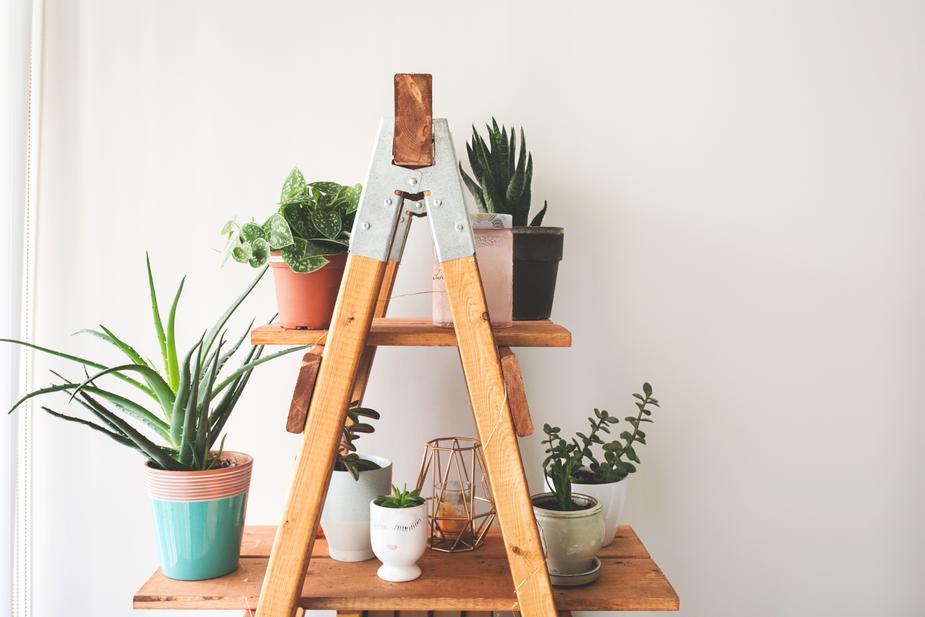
[1,338,152,396]
[171,336,202,447]
[146,253,170,376]
[179,343,203,467]
[69,364,175,420]
[41,406,138,449]
[76,326,148,368]
[165,277,185,391]
[200,266,266,368]
[195,336,223,464]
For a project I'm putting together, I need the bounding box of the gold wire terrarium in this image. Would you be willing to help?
[415,437,496,553]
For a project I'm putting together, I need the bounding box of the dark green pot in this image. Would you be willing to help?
[512,227,564,321]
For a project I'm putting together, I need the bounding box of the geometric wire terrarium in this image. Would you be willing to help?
[415,437,496,553]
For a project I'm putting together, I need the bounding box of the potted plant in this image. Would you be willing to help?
[320,404,391,562]
[223,166,361,329]
[460,120,563,321]
[370,485,427,582]
[2,256,302,580]
[565,382,661,546]
[532,424,605,586]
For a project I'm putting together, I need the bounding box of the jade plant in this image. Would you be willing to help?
[2,255,304,471]
[337,403,382,480]
[459,118,547,227]
[223,166,361,273]
[374,485,425,509]
[572,383,660,484]
[542,382,660,510]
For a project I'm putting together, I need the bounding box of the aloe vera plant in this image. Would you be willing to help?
[223,167,361,274]
[2,255,305,471]
[459,119,547,227]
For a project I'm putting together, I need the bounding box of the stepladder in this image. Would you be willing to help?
[255,74,556,617]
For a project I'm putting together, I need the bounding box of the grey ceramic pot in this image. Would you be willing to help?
[531,492,605,576]
[321,454,392,562]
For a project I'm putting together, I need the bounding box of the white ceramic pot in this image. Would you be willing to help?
[547,474,628,546]
[370,501,428,582]
[320,454,392,562]
[531,492,605,577]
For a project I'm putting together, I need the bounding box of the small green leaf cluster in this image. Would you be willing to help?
[336,403,382,480]
[374,484,425,509]
[223,167,361,273]
[542,423,586,511]
[574,383,660,484]
[459,119,548,227]
[2,255,305,471]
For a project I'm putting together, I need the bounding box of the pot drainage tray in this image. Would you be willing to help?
[549,557,602,587]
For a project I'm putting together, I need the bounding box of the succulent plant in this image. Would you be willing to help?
[542,383,661,509]
[374,484,425,509]
[336,403,382,480]
[459,119,547,227]
[223,167,361,273]
[2,255,304,471]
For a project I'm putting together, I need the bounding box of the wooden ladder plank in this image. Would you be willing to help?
[498,347,533,437]
[393,73,433,168]
[286,347,323,434]
[256,254,387,617]
[440,256,557,617]
[251,319,572,348]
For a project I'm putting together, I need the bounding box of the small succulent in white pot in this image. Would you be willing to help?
[321,406,390,562]
[557,382,661,546]
[370,485,427,582]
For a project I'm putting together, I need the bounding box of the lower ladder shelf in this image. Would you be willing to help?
[133,525,679,612]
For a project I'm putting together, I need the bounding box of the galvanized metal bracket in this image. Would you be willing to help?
[349,117,476,265]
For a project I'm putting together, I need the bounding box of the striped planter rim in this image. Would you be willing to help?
[144,451,253,502]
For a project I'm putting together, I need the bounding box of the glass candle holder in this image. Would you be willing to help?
[432,213,512,328]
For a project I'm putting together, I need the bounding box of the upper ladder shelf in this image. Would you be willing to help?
[251,318,572,348]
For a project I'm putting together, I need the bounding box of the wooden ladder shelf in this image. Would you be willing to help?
[132,74,678,616]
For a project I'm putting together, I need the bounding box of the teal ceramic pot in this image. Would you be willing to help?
[144,451,253,580]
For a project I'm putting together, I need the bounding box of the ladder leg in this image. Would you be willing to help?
[350,258,400,403]
[256,254,387,617]
[440,256,557,617]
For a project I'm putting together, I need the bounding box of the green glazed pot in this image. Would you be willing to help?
[144,451,253,580]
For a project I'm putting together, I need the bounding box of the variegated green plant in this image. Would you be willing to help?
[2,255,305,471]
[223,167,361,274]
[459,119,547,227]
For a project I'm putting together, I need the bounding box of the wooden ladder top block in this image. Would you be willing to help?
[251,318,572,348]
[134,526,679,612]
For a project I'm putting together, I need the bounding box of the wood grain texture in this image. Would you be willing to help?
[256,254,386,617]
[286,347,323,434]
[350,260,400,405]
[134,527,678,612]
[498,347,533,437]
[439,256,556,617]
[252,319,572,348]
[393,74,433,168]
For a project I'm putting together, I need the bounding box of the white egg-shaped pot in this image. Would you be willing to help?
[369,500,428,582]
[321,454,392,562]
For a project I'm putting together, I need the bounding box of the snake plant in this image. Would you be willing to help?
[2,255,305,471]
[223,166,361,274]
[459,118,547,227]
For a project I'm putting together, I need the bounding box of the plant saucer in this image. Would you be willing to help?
[549,556,602,587]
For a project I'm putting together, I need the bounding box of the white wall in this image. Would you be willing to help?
[26,1,925,616]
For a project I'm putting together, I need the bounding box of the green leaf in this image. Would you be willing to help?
[0,338,152,397]
[241,222,267,243]
[231,242,252,263]
[643,382,653,397]
[165,277,185,392]
[41,406,138,449]
[262,213,294,249]
[280,238,330,273]
[200,266,266,367]
[310,209,342,239]
[249,237,270,267]
[459,166,487,212]
[342,184,362,213]
[281,203,315,238]
[70,364,175,422]
[280,167,307,203]
[211,344,306,396]
[171,337,200,447]
[146,253,170,377]
[530,200,548,226]
[309,181,342,197]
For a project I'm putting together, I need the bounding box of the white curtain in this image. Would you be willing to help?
[3,1,40,616]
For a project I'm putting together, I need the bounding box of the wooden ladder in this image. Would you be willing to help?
[254,74,557,617]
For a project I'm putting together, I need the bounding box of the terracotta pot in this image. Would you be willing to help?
[269,251,347,329]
